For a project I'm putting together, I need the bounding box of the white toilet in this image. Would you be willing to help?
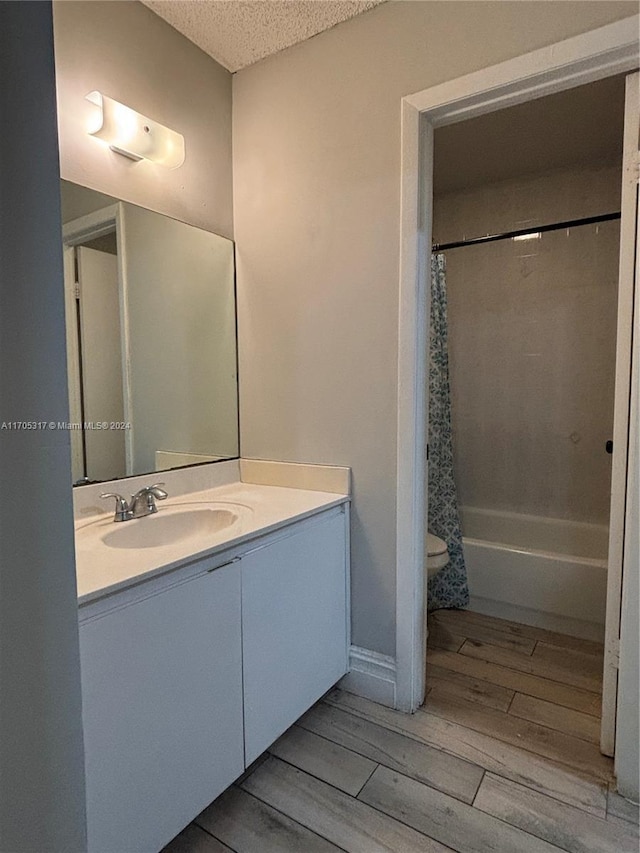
[427,533,449,578]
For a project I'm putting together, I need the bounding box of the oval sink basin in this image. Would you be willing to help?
[86,507,239,550]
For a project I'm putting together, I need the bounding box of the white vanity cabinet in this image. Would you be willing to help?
[79,560,244,853]
[78,500,349,853]
[241,507,349,764]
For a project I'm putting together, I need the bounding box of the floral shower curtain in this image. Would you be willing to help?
[427,253,469,610]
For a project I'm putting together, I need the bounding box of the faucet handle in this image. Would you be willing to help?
[100,492,132,522]
[101,491,127,505]
[130,483,168,502]
[148,483,168,500]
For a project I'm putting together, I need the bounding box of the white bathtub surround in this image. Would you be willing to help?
[461,506,609,558]
[441,167,620,527]
[461,506,607,641]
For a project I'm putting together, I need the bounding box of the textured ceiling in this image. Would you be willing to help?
[141,0,385,72]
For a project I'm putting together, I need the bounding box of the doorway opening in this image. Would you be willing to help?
[66,233,126,484]
[423,73,626,751]
[394,18,639,781]
[62,203,131,484]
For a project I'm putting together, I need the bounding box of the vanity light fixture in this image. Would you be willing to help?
[85,91,185,169]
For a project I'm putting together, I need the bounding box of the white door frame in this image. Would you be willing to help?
[601,71,639,757]
[395,15,640,713]
[63,203,135,476]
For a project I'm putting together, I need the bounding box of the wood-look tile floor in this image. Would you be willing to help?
[164,610,639,853]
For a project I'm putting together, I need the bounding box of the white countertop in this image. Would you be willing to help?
[75,482,348,605]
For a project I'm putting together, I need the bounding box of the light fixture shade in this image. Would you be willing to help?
[86,91,185,169]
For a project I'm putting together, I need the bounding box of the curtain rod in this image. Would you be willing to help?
[432,211,621,253]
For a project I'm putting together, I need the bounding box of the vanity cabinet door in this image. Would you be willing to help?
[80,563,243,853]
[242,509,348,765]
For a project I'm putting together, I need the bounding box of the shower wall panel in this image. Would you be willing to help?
[435,165,620,524]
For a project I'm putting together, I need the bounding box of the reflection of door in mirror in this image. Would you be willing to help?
[64,238,127,484]
[60,181,240,486]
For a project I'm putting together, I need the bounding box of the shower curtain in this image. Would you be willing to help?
[428,253,469,610]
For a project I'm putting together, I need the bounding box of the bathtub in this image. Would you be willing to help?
[459,506,608,637]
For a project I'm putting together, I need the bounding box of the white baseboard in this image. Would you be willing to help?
[468,595,605,643]
[340,645,397,708]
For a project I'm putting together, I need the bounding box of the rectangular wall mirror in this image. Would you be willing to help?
[60,181,239,485]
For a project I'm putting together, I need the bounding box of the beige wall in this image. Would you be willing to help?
[53,0,233,238]
[232,1,636,656]
[60,180,121,223]
[436,165,621,525]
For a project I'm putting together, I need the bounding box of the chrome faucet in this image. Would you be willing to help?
[101,483,168,522]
